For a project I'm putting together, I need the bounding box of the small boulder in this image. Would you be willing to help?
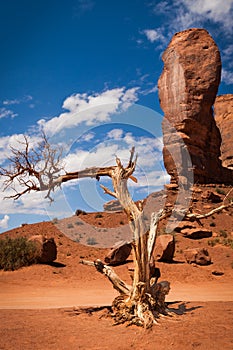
[153,234,175,263]
[181,228,212,239]
[28,235,57,263]
[175,220,197,232]
[104,240,131,265]
[184,248,211,265]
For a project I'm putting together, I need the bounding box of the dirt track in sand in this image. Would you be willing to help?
[1,282,233,309]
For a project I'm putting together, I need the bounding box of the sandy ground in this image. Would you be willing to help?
[1,186,233,349]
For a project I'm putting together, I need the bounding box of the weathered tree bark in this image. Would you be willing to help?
[81,149,170,327]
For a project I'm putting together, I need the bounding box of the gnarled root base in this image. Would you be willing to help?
[111,281,171,328]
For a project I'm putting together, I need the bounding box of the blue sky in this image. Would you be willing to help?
[0,0,233,232]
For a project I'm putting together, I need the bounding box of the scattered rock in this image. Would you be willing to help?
[191,187,203,193]
[184,248,211,265]
[181,228,212,239]
[175,221,197,232]
[104,240,131,265]
[28,235,57,263]
[153,234,175,262]
[201,190,222,203]
[212,270,224,276]
[158,28,233,185]
[165,183,179,190]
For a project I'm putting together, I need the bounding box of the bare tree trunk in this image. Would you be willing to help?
[1,140,171,328]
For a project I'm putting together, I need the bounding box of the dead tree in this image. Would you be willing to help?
[0,135,170,328]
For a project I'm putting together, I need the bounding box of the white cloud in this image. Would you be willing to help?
[221,69,233,85]
[0,134,42,165]
[143,29,165,43]
[144,29,159,43]
[0,215,9,229]
[0,108,18,119]
[2,95,33,106]
[38,87,139,135]
[144,0,233,48]
[3,99,20,106]
[182,0,233,24]
[107,129,124,140]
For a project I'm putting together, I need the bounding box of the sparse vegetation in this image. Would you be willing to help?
[120,220,124,225]
[75,209,87,216]
[219,229,228,238]
[52,218,58,224]
[209,222,216,227]
[75,221,84,226]
[67,223,74,229]
[215,187,226,195]
[0,237,38,271]
[208,238,220,247]
[95,213,103,218]
[86,237,98,245]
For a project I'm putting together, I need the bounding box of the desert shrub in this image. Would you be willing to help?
[215,187,224,195]
[95,213,103,218]
[75,209,87,216]
[67,223,74,229]
[209,222,216,227]
[219,230,228,238]
[215,187,226,195]
[0,237,38,271]
[120,220,124,225]
[208,238,220,247]
[52,218,58,224]
[86,237,98,245]
[75,221,84,226]
[222,238,233,249]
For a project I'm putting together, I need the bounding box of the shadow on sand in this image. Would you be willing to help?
[167,301,203,315]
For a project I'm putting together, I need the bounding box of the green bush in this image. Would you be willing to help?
[0,237,38,271]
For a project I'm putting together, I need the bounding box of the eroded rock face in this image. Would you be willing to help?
[158,28,232,184]
[214,94,233,169]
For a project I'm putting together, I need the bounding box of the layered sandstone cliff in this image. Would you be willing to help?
[158,28,232,184]
[214,94,233,170]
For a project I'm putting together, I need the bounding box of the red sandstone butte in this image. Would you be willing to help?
[158,28,232,185]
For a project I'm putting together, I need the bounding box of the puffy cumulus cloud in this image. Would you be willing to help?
[38,87,139,136]
[143,29,165,43]
[0,215,10,229]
